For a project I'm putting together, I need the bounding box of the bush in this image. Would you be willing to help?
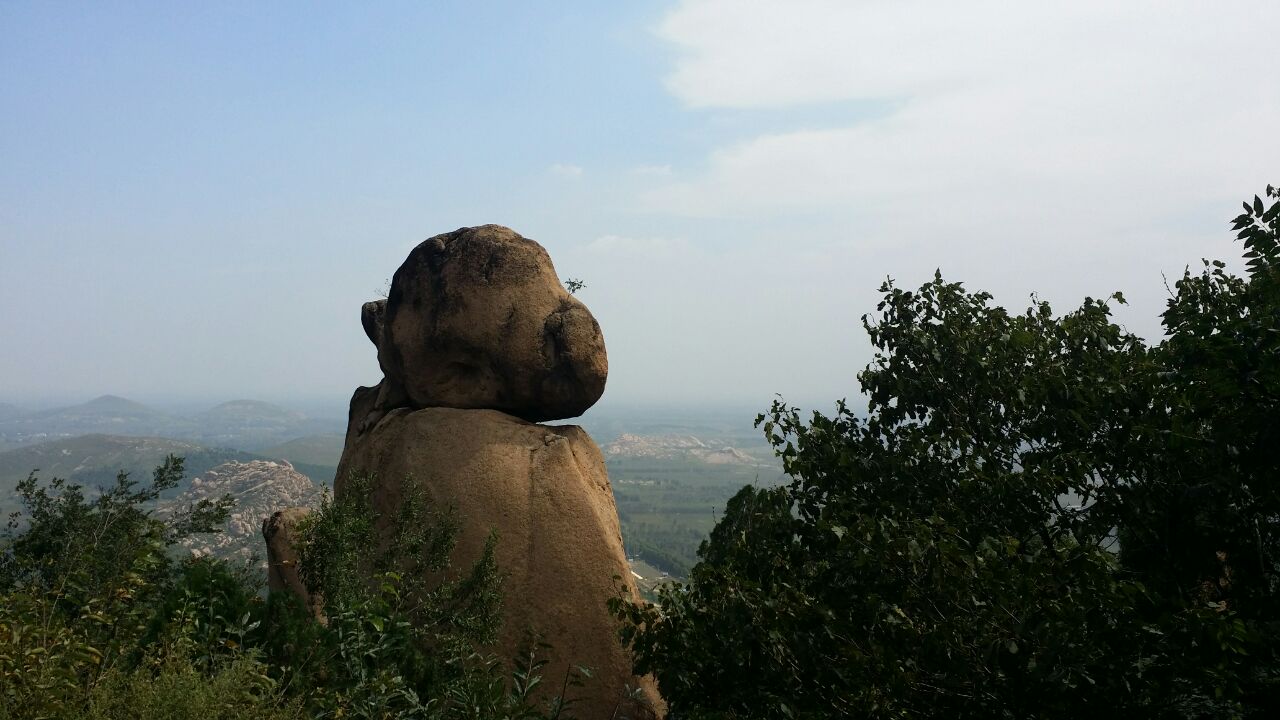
[0,458,586,719]
[0,457,250,719]
[74,655,303,720]
[268,473,508,718]
[270,472,616,718]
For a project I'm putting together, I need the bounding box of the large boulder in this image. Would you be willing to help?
[336,406,660,718]
[370,225,607,422]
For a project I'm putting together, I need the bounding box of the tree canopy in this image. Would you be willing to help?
[614,186,1280,719]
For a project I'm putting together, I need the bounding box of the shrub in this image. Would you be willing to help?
[0,459,583,719]
[73,655,303,720]
[0,457,250,719]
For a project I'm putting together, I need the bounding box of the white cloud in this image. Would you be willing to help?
[548,163,584,177]
[632,0,1280,371]
[650,0,1280,242]
[658,1,1265,110]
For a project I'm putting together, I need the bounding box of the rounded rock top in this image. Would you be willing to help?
[367,225,608,422]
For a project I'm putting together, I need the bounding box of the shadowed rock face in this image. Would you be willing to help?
[368,225,607,422]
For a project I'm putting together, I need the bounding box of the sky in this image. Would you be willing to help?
[2,0,1277,415]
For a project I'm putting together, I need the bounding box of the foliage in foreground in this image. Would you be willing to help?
[614,187,1280,718]
[0,458,590,719]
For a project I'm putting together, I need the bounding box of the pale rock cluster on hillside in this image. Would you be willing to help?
[166,459,322,568]
[264,225,660,719]
[604,432,759,465]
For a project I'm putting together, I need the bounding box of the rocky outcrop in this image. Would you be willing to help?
[366,225,608,423]
[270,225,657,718]
[167,459,323,566]
[263,507,317,614]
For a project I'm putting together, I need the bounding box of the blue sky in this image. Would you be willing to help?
[3,1,1278,414]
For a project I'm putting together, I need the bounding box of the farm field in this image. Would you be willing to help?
[607,449,785,576]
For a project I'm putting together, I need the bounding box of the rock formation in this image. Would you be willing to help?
[263,507,314,610]
[363,224,608,423]
[165,459,323,567]
[268,225,659,718]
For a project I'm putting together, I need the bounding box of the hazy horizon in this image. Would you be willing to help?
[4,1,1277,409]
[0,390,796,428]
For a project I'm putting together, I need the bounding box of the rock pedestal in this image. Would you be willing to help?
[336,407,657,717]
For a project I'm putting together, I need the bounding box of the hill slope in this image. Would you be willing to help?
[0,435,260,516]
[0,431,346,516]
[189,400,330,450]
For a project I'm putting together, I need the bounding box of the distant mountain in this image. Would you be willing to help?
[81,394,152,413]
[187,400,341,451]
[196,399,307,425]
[0,395,192,446]
[0,395,345,452]
[0,434,260,516]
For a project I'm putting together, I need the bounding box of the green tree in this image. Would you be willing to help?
[1121,186,1280,708]
[614,187,1280,718]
